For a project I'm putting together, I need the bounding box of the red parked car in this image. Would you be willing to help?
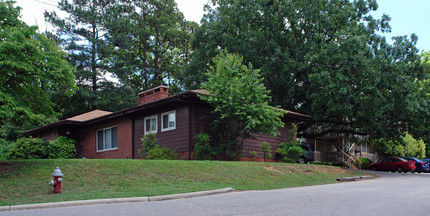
[368,157,416,173]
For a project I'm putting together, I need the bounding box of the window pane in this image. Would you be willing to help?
[97,130,104,151]
[163,115,168,129]
[169,113,175,127]
[104,129,112,149]
[151,118,157,131]
[111,127,118,148]
[145,119,150,132]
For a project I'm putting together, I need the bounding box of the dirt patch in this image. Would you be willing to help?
[311,165,348,174]
[264,166,285,174]
[264,164,348,175]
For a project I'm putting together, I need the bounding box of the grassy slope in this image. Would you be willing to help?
[0,159,364,206]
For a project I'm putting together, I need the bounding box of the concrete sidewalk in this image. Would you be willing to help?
[0,187,236,212]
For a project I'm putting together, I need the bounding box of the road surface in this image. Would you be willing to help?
[2,171,430,216]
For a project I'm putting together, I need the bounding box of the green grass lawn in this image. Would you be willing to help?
[0,159,365,206]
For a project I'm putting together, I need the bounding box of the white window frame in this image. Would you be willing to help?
[144,115,158,135]
[161,110,176,132]
[96,126,118,152]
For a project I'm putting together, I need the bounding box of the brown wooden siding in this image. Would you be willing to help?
[133,105,191,159]
[189,105,212,150]
[241,120,295,158]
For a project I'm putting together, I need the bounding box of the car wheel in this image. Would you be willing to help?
[396,167,403,173]
[298,157,305,164]
[371,166,376,171]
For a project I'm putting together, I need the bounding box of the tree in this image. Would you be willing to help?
[371,134,426,159]
[186,0,429,143]
[0,0,76,140]
[107,0,198,93]
[199,50,285,160]
[45,0,136,118]
[416,51,430,156]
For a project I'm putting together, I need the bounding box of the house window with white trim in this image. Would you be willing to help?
[97,126,118,151]
[161,110,176,132]
[144,115,158,134]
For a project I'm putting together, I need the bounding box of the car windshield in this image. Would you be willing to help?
[398,158,408,162]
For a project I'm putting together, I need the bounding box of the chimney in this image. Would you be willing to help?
[138,85,169,105]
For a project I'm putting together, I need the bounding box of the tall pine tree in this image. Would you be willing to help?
[45,0,136,118]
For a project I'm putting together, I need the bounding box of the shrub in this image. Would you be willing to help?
[260,141,272,161]
[322,161,333,166]
[275,123,305,162]
[276,142,305,162]
[139,134,176,160]
[359,157,373,169]
[7,137,48,159]
[283,158,295,163]
[249,151,257,161]
[194,133,216,160]
[312,161,322,165]
[48,136,76,159]
[0,139,13,160]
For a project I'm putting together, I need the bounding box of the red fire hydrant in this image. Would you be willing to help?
[49,167,63,193]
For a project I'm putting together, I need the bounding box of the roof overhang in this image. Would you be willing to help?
[22,90,311,136]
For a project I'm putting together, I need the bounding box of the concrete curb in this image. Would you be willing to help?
[336,175,373,182]
[148,187,235,201]
[0,187,236,212]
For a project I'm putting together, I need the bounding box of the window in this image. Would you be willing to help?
[97,126,118,151]
[162,110,176,132]
[144,115,158,134]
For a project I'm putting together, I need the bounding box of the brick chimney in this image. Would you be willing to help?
[138,85,169,105]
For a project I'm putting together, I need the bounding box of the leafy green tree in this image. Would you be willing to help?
[371,134,426,159]
[416,51,430,155]
[186,0,428,144]
[0,0,75,140]
[199,50,285,160]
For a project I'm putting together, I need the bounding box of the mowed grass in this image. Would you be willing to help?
[0,159,364,206]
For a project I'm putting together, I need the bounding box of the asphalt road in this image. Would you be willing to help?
[2,171,430,216]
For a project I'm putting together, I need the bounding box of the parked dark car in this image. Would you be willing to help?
[368,157,416,172]
[298,143,314,164]
[403,157,430,173]
[423,159,430,164]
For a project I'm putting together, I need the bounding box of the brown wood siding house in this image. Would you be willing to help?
[23,86,310,161]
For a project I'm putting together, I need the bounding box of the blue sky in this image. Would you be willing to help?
[17,0,429,52]
[371,0,430,52]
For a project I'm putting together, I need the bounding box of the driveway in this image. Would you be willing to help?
[2,171,430,216]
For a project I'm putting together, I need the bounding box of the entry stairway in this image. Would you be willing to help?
[341,151,362,169]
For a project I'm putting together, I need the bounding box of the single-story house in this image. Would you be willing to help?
[23,86,311,161]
